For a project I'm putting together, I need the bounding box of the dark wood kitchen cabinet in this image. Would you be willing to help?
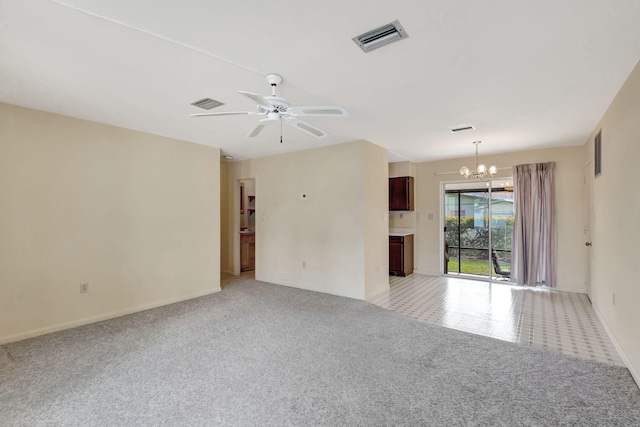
[389,234,414,276]
[389,176,414,211]
[240,232,255,272]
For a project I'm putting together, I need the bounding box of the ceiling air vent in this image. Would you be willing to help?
[352,20,409,53]
[450,125,476,133]
[191,98,224,110]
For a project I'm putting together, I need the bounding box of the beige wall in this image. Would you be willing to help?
[364,142,390,299]
[389,161,416,178]
[0,103,221,344]
[388,162,417,229]
[585,59,640,383]
[414,145,586,293]
[222,140,389,300]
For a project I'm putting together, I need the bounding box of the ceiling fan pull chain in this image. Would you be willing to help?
[280,117,283,143]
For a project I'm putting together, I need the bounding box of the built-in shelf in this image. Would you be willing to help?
[248,195,255,215]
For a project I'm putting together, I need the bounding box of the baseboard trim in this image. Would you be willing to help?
[0,287,222,345]
[553,282,588,293]
[592,301,640,389]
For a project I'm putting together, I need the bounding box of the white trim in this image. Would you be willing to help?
[0,287,221,345]
[592,301,640,389]
[553,284,589,294]
[440,181,445,275]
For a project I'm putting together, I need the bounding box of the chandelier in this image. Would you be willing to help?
[460,141,497,180]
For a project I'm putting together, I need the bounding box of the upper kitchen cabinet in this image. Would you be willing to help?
[389,176,414,211]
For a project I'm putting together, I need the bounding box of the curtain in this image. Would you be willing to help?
[512,162,556,287]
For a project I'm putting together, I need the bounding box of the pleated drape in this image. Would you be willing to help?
[512,162,556,287]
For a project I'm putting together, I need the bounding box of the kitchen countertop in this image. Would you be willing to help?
[389,227,414,236]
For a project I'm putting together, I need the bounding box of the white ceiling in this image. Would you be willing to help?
[2,0,640,162]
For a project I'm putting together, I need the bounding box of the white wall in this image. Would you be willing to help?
[222,140,389,300]
[414,145,586,293]
[585,58,640,384]
[0,103,221,344]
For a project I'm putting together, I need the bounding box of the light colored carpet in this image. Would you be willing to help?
[1,278,639,426]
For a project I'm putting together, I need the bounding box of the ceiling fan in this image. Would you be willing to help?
[190,74,348,139]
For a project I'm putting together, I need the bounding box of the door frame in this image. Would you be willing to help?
[583,161,593,298]
[234,177,256,275]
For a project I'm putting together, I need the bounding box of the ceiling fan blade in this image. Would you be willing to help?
[238,91,274,110]
[286,106,349,117]
[190,111,256,117]
[285,117,329,139]
[245,118,276,138]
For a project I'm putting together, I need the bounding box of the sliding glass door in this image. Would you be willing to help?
[444,180,514,281]
[489,187,514,280]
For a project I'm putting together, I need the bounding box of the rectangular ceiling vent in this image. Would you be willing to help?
[450,125,476,133]
[353,20,409,53]
[191,98,224,110]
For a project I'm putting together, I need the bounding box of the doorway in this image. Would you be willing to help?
[238,178,256,274]
[443,179,514,281]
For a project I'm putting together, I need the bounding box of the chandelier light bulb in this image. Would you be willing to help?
[477,164,487,174]
[460,166,470,177]
[489,165,498,175]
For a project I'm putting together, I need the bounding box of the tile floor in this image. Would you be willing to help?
[369,274,624,366]
[221,270,255,288]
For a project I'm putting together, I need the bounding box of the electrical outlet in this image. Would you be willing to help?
[80,283,89,294]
